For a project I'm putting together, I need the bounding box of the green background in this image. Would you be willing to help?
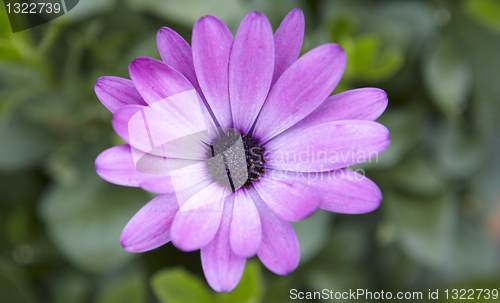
[1,0,500,302]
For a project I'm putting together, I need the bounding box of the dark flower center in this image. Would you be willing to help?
[206,129,265,192]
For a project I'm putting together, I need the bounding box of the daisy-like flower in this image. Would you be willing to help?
[95,9,390,292]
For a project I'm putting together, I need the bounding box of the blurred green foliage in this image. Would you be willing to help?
[151,261,262,303]
[1,0,500,302]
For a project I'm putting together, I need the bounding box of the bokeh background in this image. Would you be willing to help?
[1,0,500,302]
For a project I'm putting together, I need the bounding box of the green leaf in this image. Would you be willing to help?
[385,192,458,268]
[38,169,150,273]
[126,0,248,29]
[0,45,21,61]
[291,210,331,264]
[94,273,147,303]
[151,268,216,303]
[0,64,49,112]
[341,33,404,82]
[0,258,36,303]
[64,0,116,21]
[472,133,500,213]
[465,0,500,32]
[216,261,263,303]
[439,220,500,280]
[305,223,373,293]
[329,13,358,43]
[388,156,444,198]
[457,16,500,135]
[0,110,56,171]
[424,36,472,121]
[51,273,90,303]
[0,3,13,38]
[366,1,435,54]
[434,125,486,178]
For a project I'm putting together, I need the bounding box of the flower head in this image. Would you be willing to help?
[95,9,390,292]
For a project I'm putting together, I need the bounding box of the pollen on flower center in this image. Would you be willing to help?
[205,129,265,192]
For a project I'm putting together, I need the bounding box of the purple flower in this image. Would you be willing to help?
[95,9,390,292]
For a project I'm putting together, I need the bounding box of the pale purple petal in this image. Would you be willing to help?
[276,169,382,214]
[94,76,147,113]
[272,8,304,88]
[166,161,212,195]
[314,87,388,121]
[248,188,299,275]
[111,92,210,160]
[253,171,322,222]
[139,159,208,194]
[270,88,388,145]
[94,144,207,194]
[170,187,228,251]
[201,199,246,293]
[253,44,347,143]
[127,59,215,140]
[192,15,233,128]
[179,181,229,212]
[265,120,390,172]
[230,188,261,258]
[129,57,197,105]
[229,12,274,134]
[95,144,167,189]
[120,193,179,252]
[111,105,145,146]
[157,27,202,93]
[139,176,174,194]
[317,169,382,214]
[139,100,210,159]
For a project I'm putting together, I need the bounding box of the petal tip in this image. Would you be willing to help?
[289,7,304,15]
[284,8,304,25]
[156,27,173,42]
[243,11,270,24]
[129,56,160,72]
[157,26,171,35]
[195,14,225,28]
[94,77,109,102]
[120,232,139,253]
[94,77,104,91]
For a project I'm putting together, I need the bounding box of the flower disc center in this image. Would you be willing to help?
[206,129,265,192]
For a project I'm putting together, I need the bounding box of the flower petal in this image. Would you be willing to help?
[253,44,346,143]
[179,181,229,212]
[192,15,233,128]
[170,187,228,251]
[253,171,322,221]
[230,188,261,258]
[229,11,274,134]
[111,104,145,146]
[265,120,390,172]
[314,87,388,121]
[94,76,147,114]
[95,144,169,190]
[120,193,179,252]
[201,199,246,293]
[270,88,388,146]
[248,188,299,275]
[129,57,217,145]
[111,91,211,160]
[140,159,209,194]
[272,8,304,88]
[95,144,207,194]
[157,27,201,93]
[139,177,174,194]
[316,169,382,214]
[129,57,196,105]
